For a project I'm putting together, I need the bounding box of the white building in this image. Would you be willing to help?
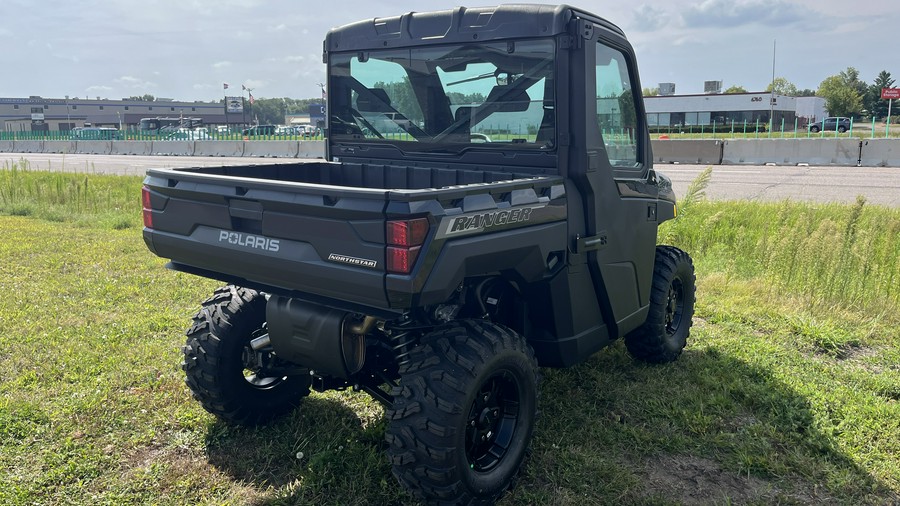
[644,92,827,130]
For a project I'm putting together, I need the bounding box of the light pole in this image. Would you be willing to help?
[65,95,71,130]
[769,39,776,135]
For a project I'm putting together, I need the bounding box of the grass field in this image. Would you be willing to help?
[1,166,899,505]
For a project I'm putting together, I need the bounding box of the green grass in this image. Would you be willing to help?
[1,167,899,504]
[0,160,141,229]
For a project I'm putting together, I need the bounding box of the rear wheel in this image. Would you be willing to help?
[182,285,310,425]
[838,125,847,133]
[810,125,821,133]
[386,320,538,505]
[625,246,696,364]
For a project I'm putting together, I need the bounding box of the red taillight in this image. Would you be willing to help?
[386,218,429,274]
[141,186,153,228]
[387,218,429,247]
[387,246,421,274]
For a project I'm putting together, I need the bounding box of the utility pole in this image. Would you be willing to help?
[769,39,776,134]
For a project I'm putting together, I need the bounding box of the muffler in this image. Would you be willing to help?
[265,296,375,379]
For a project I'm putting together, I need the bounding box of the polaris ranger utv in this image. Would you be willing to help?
[141,4,695,504]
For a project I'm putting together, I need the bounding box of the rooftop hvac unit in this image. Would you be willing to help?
[704,80,723,94]
[658,83,676,96]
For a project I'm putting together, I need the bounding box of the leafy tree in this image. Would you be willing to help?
[724,85,747,94]
[817,68,865,118]
[766,77,798,96]
[371,79,424,123]
[236,97,327,125]
[840,67,869,97]
[642,87,659,97]
[865,70,895,120]
[126,94,156,101]
[796,88,816,97]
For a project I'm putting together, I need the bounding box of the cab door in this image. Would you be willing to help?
[574,25,660,338]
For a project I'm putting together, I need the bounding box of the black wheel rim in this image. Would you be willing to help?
[465,370,521,472]
[665,277,685,336]
[241,330,284,390]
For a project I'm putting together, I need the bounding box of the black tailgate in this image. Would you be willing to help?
[142,168,390,310]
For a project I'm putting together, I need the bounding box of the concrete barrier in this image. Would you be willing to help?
[110,141,152,155]
[75,140,112,155]
[860,139,900,167]
[722,139,861,166]
[151,141,195,156]
[298,140,326,159]
[42,141,77,154]
[242,140,299,158]
[0,140,13,153]
[195,140,243,157]
[651,139,723,165]
[15,140,44,153]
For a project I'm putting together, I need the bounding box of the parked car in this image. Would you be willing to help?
[242,124,278,136]
[809,117,850,133]
[71,127,120,140]
[164,127,210,140]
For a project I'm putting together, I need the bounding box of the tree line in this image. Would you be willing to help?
[642,69,896,120]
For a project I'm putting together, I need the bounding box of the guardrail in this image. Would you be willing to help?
[648,139,898,167]
[0,139,898,166]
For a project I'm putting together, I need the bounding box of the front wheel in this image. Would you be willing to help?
[386,320,538,505]
[182,285,310,425]
[625,246,696,364]
[810,125,821,133]
[838,126,847,133]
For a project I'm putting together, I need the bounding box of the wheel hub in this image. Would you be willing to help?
[665,278,684,335]
[465,371,520,472]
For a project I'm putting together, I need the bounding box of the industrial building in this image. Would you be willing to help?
[0,96,250,133]
[644,90,827,130]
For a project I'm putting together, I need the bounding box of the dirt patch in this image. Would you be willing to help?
[639,454,777,505]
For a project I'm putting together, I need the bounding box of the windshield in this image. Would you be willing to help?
[328,39,555,153]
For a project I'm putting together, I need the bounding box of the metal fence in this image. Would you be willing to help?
[650,117,896,140]
[0,130,325,141]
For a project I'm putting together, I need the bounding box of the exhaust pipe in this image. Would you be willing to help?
[265,296,376,379]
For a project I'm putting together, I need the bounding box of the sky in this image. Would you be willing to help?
[1,0,897,102]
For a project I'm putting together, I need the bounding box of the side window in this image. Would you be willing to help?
[595,42,639,168]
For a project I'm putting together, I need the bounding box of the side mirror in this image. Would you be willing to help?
[495,72,520,86]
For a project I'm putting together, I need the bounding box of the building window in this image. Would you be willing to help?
[13,105,19,109]
[149,106,153,111]
[31,107,43,114]
[170,107,175,112]
[99,106,104,110]
[44,104,50,110]
[191,107,196,111]
[124,106,129,110]
[72,105,77,110]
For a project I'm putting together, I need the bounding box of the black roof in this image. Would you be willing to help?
[324,4,624,53]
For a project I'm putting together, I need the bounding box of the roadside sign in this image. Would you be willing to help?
[882,88,900,99]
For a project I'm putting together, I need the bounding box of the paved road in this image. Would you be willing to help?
[657,164,900,207]
[3,152,899,207]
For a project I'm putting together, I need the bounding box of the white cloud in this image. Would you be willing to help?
[115,76,158,89]
[683,0,808,28]
[243,79,267,90]
[632,5,670,32]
